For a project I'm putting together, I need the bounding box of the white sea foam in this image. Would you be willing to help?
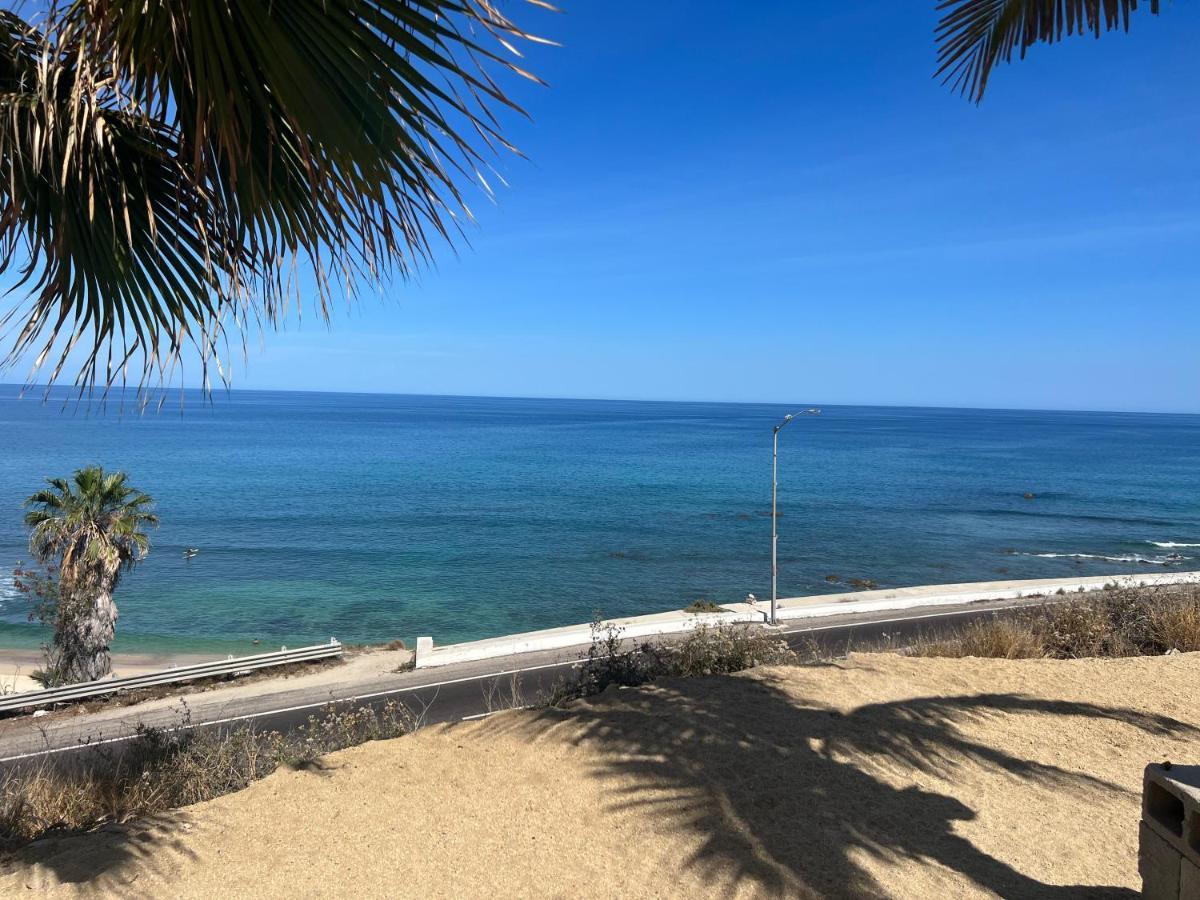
[1148,541,1200,549]
[1023,551,1190,566]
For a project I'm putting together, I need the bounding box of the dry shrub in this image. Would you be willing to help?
[0,700,411,851]
[553,621,796,703]
[1040,602,1115,659]
[669,624,797,676]
[1149,594,1200,652]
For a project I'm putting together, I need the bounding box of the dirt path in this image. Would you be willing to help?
[5,652,1197,898]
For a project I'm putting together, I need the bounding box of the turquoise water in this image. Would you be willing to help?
[1,387,1198,653]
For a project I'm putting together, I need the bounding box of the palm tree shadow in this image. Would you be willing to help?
[484,664,1196,898]
[1,811,197,897]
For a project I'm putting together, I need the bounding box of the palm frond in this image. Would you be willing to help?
[1,1,553,393]
[0,13,236,391]
[24,465,156,572]
[935,0,1162,101]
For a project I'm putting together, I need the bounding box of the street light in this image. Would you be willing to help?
[770,409,819,625]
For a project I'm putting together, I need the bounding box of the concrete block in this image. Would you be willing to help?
[1182,857,1200,900]
[1144,764,1200,868]
[414,636,433,668]
[1141,819,1182,900]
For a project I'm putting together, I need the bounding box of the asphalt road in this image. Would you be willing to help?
[0,597,1045,769]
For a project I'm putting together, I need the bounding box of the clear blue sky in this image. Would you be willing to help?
[18,2,1200,411]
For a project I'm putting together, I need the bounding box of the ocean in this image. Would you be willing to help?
[1,387,1198,654]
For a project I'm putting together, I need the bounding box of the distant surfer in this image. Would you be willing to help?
[183,547,199,559]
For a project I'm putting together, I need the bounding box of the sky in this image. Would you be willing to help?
[10,1,1200,411]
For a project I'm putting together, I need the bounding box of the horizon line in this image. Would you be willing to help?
[1,381,1197,418]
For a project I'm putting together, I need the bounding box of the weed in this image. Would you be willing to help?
[684,599,724,614]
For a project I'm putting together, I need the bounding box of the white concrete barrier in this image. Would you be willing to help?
[414,636,433,668]
[413,571,1200,671]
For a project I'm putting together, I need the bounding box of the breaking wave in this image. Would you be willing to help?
[0,575,18,606]
[1022,552,1190,566]
[1148,541,1200,549]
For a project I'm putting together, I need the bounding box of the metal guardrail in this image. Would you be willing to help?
[0,639,343,714]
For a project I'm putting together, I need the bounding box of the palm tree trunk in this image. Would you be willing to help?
[54,587,117,683]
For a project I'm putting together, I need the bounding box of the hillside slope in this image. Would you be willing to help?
[6,652,1198,898]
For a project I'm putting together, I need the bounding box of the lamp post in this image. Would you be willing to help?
[770,409,818,625]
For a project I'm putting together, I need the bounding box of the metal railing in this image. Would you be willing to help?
[0,639,343,714]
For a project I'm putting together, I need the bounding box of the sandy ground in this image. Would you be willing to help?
[4,652,1198,899]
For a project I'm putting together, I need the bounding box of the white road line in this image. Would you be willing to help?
[461,706,531,721]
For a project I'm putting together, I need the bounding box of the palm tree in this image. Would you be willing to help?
[24,466,158,684]
[0,1,551,392]
[936,0,1163,102]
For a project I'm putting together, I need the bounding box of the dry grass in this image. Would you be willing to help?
[0,701,411,850]
[911,617,1046,659]
[1150,599,1200,652]
[912,582,1200,660]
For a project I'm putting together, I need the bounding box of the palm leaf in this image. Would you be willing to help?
[24,465,156,569]
[0,1,553,393]
[935,0,1162,101]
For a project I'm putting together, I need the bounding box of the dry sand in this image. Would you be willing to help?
[4,651,1198,899]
